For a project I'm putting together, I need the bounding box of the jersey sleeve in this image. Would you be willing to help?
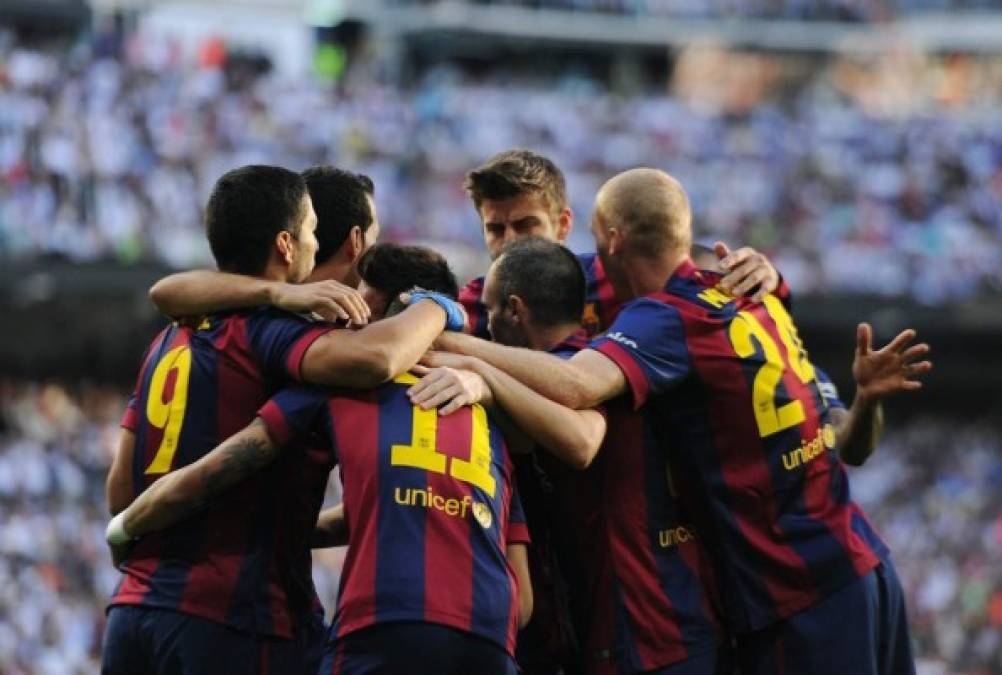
[588,299,691,409]
[459,278,490,339]
[814,366,846,410]
[245,309,336,382]
[506,484,531,546]
[258,385,334,450]
[120,395,140,431]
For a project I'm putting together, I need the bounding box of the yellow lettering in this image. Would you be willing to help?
[698,287,733,309]
[145,346,193,475]
[449,405,497,498]
[445,499,459,516]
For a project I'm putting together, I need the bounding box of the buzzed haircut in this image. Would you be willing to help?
[494,237,585,328]
[464,149,568,218]
[301,166,375,266]
[206,164,307,276]
[598,168,692,258]
[358,243,459,302]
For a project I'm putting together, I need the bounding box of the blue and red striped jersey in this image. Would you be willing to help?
[113,307,334,638]
[460,252,621,340]
[814,367,891,560]
[590,259,881,634]
[258,376,530,657]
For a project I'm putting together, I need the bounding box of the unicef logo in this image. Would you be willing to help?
[472,502,493,529]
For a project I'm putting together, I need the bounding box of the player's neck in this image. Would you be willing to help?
[309,257,354,286]
[525,322,581,353]
[622,250,688,298]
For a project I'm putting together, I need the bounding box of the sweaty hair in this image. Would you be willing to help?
[358,243,459,303]
[206,165,307,276]
[464,149,568,219]
[301,166,375,266]
[493,237,585,328]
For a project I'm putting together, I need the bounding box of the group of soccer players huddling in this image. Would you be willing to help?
[101,150,932,675]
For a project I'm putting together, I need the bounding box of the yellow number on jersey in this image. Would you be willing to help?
[144,345,193,474]
[389,374,496,497]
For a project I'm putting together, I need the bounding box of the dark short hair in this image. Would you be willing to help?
[206,165,308,276]
[493,237,584,328]
[464,149,568,219]
[301,166,375,266]
[358,243,459,303]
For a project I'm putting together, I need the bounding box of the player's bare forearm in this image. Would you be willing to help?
[507,543,533,629]
[122,421,280,537]
[302,300,447,389]
[149,270,275,318]
[474,359,606,469]
[832,399,884,467]
[312,504,349,548]
[106,430,136,515]
[433,332,617,410]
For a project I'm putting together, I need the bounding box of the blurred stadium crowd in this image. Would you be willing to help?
[1,29,1001,301]
[0,381,998,675]
[401,0,1000,21]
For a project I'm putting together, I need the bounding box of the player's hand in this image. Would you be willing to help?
[408,363,491,415]
[714,242,780,303]
[853,323,932,403]
[269,280,370,325]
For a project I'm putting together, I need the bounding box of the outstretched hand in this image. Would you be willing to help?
[271,280,370,325]
[714,242,780,303]
[853,323,932,403]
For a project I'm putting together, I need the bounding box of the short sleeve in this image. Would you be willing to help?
[506,484,531,545]
[120,395,140,431]
[459,278,490,339]
[258,385,334,449]
[588,298,691,409]
[245,309,335,382]
[814,366,846,410]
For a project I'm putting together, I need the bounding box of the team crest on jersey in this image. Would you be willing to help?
[472,502,493,529]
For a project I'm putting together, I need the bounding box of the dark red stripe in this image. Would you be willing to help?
[593,341,650,409]
[285,326,334,381]
[328,394,380,636]
[590,255,621,330]
[258,401,294,446]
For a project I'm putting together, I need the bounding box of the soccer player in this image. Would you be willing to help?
[430,168,932,675]
[108,243,606,675]
[414,238,727,674]
[145,166,381,324]
[460,149,786,338]
[102,167,466,675]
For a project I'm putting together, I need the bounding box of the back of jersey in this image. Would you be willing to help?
[260,375,531,657]
[659,267,879,632]
[113,309,332,639]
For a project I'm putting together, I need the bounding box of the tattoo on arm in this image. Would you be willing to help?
[201,426,278,496]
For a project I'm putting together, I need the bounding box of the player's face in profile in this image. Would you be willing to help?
[290,194,319,283]
[480,193,562,260]
[482,265,528,348]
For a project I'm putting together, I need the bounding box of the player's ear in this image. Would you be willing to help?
[607,227,622,257]
[508,295,527,323]
[275,230,296,265]
[556,207,573,242]
[346,225,364,261]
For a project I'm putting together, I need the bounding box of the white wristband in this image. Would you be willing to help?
[106,512,133,545]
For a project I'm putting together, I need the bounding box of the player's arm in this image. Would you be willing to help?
[149,270,370,324]
[312,503,348,548]
[507,543,533,629]
[301,294,464,389]
[106,420,281,543]
[106,429,136,516]
[409,357,607,469]
[430,332,626,411]
[836,323,932,466]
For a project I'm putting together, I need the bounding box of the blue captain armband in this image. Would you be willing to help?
[408,291,467,332]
